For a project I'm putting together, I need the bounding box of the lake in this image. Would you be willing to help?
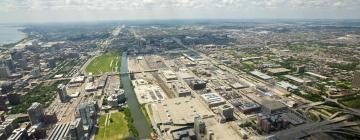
[0,25,26,45]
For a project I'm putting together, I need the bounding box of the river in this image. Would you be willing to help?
[120,52,151,139]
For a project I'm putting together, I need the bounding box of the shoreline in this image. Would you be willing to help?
[0,26,27,47]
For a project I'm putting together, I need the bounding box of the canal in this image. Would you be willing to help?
[120,52,151,139]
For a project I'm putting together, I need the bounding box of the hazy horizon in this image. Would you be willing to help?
[1,0,360,24]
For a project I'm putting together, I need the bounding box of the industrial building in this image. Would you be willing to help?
[267,68,291,75]
[305,72,328,80]
[250,71,273,81]
[133,79,166,103]
[276,81,299,92]
[151,97,213,129]
[259,99,287,115]
[27,102,45,125]
[201,93,226,107]
[283,75,310,85]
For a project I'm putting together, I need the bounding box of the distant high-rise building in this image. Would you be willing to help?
[10,49,22,60]
[31,67,41,78]
[7,93,21,105]
[69,118,84,140]
[32,54,41,68]
[27,102,45,125]
[353,70,360,89]
[194,116,206,140]
[0,95,7,111]
[57,84,68,103]
[0,66,10,79]
[296,65,306,74]
[17,59,28,69]
[0,81,14,94]
[47,58,56,68]
[3,58,16,73]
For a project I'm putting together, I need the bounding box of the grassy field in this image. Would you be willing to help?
[340,96,360,109]
[10,80,70,114]
[95,112,129,140]
[86,52,120,75]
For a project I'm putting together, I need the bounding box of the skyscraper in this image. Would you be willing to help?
[69,118,84,140]
[27,102,45,125]
[0,65,10,79]
[77,102,96,132]
[57,84,68,103]
[47,58,56,69]
[0,95,7,111]
[4,58,16,73]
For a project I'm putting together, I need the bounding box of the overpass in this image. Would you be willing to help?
[119,69,159,75]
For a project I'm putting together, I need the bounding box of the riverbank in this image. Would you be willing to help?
[120,52,152,139]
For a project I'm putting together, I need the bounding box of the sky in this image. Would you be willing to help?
[1,0,360,23]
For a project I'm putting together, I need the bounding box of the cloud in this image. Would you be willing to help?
[0,0,359,23]
[1,0,358,11]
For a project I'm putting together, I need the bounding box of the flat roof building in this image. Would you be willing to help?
[151,97,213,128]
[283,75,305,84]
[162,70,178,81]
[259,99,287,115]
[267,68,291,75]
[276,81,299,91]
[305,72,328,80]
[250,71,273,81]
[201,93,226,107]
